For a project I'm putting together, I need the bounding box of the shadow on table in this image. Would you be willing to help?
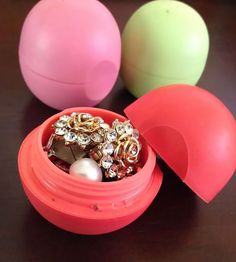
[20,96,58,138]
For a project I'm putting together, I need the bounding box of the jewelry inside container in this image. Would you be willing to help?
[18,108,161,234]
[43,112,142,182]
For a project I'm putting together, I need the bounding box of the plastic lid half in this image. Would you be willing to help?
[124,84,236,203]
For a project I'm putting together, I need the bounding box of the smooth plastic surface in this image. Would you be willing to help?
[125,84,236,203]
[121,0,209,97]
[19,0,121,109]
[18,107,163,235]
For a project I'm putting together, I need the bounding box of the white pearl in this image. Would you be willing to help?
[69,158,103,182]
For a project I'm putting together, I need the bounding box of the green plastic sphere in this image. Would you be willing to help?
[121,0,209,97]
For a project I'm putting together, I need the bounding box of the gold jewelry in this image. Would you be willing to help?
[44,112,142,181]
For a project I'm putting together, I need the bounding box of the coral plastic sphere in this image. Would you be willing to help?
[121,0,209,97]
[19,0,121,109]
[18,107,163,235]
[125,84,236,203]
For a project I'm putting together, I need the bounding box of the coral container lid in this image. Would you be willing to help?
[124,84,236,203]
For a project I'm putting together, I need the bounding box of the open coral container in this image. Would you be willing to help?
[18,85,236,235]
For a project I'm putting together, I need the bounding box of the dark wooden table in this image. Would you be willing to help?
[1,0,236,261]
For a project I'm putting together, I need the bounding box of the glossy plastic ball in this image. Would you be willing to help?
[19,0,121,109]
[121,0,209,97]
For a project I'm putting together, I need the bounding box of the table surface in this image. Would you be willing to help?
[1,0,236,261]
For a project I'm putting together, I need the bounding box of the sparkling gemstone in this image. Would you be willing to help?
[124,122,133,135]
[54,120,67,128]
[126,166,134,174]
[131,145,138,155]
[106,129,117,142]
[81,113,92,121]
[107,164,118,178]
[94,116,104,124]
[59,115,71,122]
[64,132,77,142]
[77,133,91,145]
[132,129,139,139]
[100,123,110,129]
[112,119,118,125]
[102,142,114,155]
[55,127,68,136]
[98,128,106,136]
[112,119,119,127]
[91,133,103,143]
[101,155,113,169]
[115,123,125,135]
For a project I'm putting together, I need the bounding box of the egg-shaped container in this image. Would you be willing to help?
[19,0,121,110]
[18,107,163,235]
[18,85,236,235]
[121,0,209,97]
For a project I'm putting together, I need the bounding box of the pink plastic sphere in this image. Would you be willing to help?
[19,0,121,110]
